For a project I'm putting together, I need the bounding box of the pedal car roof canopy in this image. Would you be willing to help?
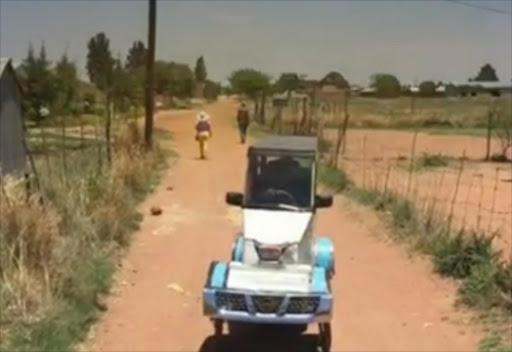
[248,135,317,157]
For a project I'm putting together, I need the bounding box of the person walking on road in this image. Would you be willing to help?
[195,111,212,159]
[236,102,250,144]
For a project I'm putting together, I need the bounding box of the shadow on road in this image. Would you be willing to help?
[198,327,320,352]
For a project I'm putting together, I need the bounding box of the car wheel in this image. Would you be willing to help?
[318,323,331,352]
[213,319,223,336]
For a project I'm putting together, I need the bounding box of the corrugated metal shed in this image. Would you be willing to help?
[0,57,11,74]
[0,57,28,178]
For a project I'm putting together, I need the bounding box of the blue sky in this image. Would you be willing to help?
[1,0,511,85]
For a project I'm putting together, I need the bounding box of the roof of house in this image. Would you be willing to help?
[0,57,24,94]
[272,91,309,100]
[0,57,12,75]
[361,87,376,93]
[249,135,317,156]
[466,80,512,89]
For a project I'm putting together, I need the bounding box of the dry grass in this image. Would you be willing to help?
[0,122,170,351]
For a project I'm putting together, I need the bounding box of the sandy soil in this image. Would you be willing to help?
[86,99,482,351]
[327,129,512,259]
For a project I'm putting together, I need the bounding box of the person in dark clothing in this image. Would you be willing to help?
[236,102,250,144]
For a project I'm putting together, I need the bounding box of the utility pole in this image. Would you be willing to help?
[144,0,156,148]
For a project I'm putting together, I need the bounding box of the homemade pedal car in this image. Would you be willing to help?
[203,135,335,351]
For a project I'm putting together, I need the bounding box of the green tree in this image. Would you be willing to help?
[194,56,207,98]
[228,68,271,99]
[154,61,194,98]
[320,71,349,89]
[474,64,499,82]
[171,62,194,98]
[370,73,401,98]
[86,32,114,92]
[19,43,57,122]
[419,80,436,97]
[229,68,271,122]
[54,54,79,113]
[124,41,146,107]
[194,55,207,83]
[37,43,58,110]
[86,32,114,163]
[126,40,147,70]
[203,79,221,101]
[274,72,300,93]
[112,56,135,113]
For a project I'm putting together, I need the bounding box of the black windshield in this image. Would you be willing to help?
[245,154,313,210]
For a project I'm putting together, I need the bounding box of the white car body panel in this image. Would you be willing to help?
[226,262,312,293]
[242,208,313,244]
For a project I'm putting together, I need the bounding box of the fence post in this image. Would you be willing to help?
[485,98,495,161]
[447,150,466,232]
[406,131,418,197]
[487,167,500,233]
[362,135,367,189]
[461,173,475,230]
[61,114,67,183]
[476,174,485,231]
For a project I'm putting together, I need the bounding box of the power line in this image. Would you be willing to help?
[445,0,512,15]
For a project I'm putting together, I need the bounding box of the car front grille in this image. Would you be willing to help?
[252,295,284,314]
[286,296,320,314]
[214,293,320,315]
[215,292,248,312]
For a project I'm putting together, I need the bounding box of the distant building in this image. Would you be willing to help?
[0,57,27,179]
[359,87,377,97]
[465,80,512,97]
[435,85,446,93]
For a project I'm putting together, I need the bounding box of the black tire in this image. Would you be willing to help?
[318,323,331,352]
[213,319,223,336]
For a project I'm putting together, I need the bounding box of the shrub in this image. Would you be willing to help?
[431,230,497,279]
[390,199,418,231]
[416,153,450,169]
[318,138,333,154]
[458,261,510,311]
[318,165,352,191]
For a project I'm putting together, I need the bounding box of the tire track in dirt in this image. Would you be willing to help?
[88,98,481,351]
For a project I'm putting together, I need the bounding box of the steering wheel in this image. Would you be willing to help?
[262,188,298,205]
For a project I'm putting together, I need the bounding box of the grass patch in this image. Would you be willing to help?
[416,152,450,169]
[0,122,172,352]
[343,95,511,135]
[479,333,512,352]
[247,122,272,139]
[429,231,498,279]
[318,165,352,192]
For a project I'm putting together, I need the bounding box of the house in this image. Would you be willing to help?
[466,80,512,97]
[0,57,27,179]
[409,86,420,94]
[272,90,309,107]
[359,87,377,97]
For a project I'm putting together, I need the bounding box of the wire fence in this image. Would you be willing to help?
[336,131,512,257]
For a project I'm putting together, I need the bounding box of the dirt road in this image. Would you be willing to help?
[89,98,481,351]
